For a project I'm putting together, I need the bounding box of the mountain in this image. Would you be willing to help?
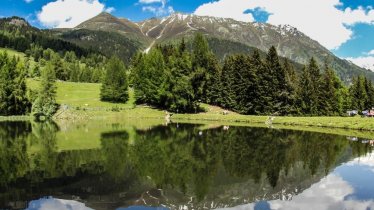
[0,16,93,57]
[0,13,372,82]
[62,12,373,82]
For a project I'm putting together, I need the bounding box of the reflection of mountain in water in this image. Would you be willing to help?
[0,122,372,210]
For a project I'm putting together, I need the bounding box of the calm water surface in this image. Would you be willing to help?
[0,120,373,210]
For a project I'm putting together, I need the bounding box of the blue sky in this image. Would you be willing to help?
[0,0,374,69]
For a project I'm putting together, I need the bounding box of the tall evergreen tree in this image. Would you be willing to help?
[249,50,267,114]
[319,63,343,115]
[265,46,294,115]
[349,76,369,111]
[364,77,374,109]
[0,53,30,116]
[298,58,321,115]
[32,62,58,119]
[100,56,129,103]
[283,59,298,115]
[191,33,221,103]
[220,55,237,109]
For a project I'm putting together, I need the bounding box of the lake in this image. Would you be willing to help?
[0,120,373,210]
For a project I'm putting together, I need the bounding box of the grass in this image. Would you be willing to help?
[0,47,37,74]
[26,79,374,132]
[0,47,26,59]
[28,79,136,109]
[173,111,374,131]
[0,79,368,140]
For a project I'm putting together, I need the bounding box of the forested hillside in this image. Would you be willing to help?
[73,12,374,83]
[129,34,374,115]
[1,15,374,118]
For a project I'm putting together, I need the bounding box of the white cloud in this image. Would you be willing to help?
[366,50,374,56]
[24,0,33,3]
[219,174,374,210]
[139,0,166,6]
[194,0,374,50]
[138,0,173,17]
[105,7,115,13]
[142,5,174,16]
[37,0,110,28]
[346,49,374,71]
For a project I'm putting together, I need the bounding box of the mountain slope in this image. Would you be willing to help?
[56,12,374,82]
[0,17,93,57]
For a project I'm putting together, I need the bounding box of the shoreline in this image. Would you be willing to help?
[2,107,374,139]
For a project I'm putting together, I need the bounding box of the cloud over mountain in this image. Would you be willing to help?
[194,0,374,50]
[37,0,108,28]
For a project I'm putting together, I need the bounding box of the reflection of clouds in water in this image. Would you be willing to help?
[26,197,93,210]
[268,175,374,210]
[218,153,374,210]
[347,152,374,173]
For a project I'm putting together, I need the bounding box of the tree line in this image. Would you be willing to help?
[0,17,91,57]
[1,33,374,117]
[127,34,374,115]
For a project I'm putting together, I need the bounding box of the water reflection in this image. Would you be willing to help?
[219,153,374,210]
[0,122,373,210]
[26,197,93,210]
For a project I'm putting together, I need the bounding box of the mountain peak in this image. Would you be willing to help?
[2,16,30,28]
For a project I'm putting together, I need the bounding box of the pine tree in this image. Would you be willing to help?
[100,56,129,103]
[265,46,294,115]
[0,53,30,116]
[32,62,58,119]
[249,50,267,114]
[220,55,237,109]
[283,59,298,115]
[298,58,321,115]
[349,76,368,111]
[364,77,374,109]
[298,66,313,115]
[319,63,342,115]
[191,33,220,103]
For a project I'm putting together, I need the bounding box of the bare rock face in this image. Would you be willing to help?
[8,18,29,27]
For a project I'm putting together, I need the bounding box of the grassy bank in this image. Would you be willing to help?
[173,107,374,131]
[5,79,370,138]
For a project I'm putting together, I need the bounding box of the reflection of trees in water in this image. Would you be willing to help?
[0,121,31,187]
[130,125,361,201]
[0,122,373,207]
[31,121,59,178]
[101,131,132,181]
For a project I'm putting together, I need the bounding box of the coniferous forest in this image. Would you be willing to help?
[1,33,374,117]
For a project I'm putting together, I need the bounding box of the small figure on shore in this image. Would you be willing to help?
[165,111,173,125]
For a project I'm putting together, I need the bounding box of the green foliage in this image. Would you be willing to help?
[59,29,142,63]
[0,52,30,115]
[0,17,91,57]
[31,62,58,119]
[132,44,199,113]
[349,75,374,111]
[100,56,129,103]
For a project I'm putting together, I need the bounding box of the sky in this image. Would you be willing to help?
[0,0,374,70]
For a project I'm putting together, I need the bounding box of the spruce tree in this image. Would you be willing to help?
[191,33,221,103]
[349,76,368,111]
[32,62,58,119]
[100,56,129,103]
[250,50,266,114]
[0,53,30,116]
[298,66,314,115]
[320,63,342,115]
[283,59,298,114]
[298,58,321,115]
[265,46,294,115]
[220,55,237,109]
